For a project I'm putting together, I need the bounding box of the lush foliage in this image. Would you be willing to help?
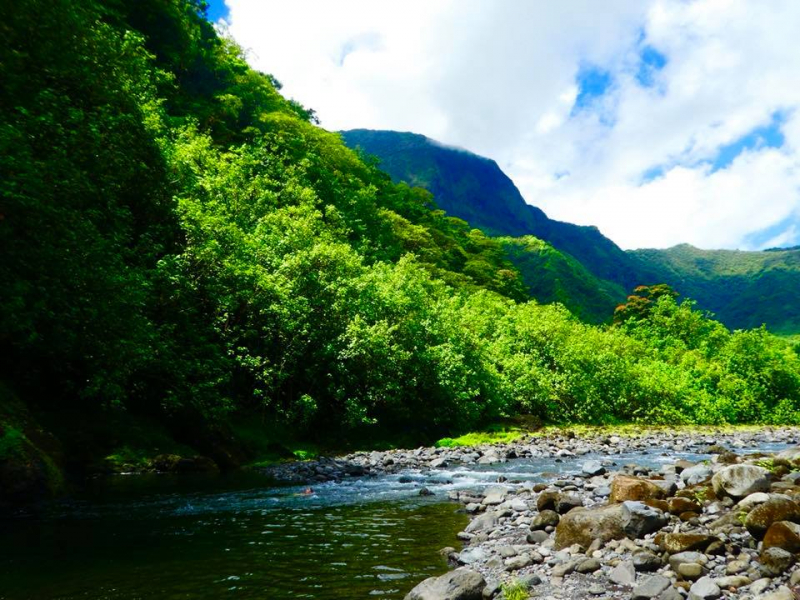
[342,131,800,335]
[3,0,800,460]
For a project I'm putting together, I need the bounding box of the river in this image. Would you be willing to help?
[0,439,794,599]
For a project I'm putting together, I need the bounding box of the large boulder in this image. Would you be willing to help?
[711,465,770,499]
[763,521,800,553]
[744,496,800,539]
[681,464,713,486]
[404,568,486,600]
[610,475,667,503]
[554,501,667,549]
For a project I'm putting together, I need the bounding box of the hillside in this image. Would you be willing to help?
[342,129,800,334]
[630,244,800,334]
[340,130,641,287]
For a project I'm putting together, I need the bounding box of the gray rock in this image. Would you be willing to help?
[681,464,713,486]
[711,465,770,499]
[687,576,721,600]
[677,562,704,580]
[582,460,606,476]
[504,554,532,571]
[760,546,795,576]
[748,577,772,594]
[517,573,542,588]
[458,547,486,565]
[465,512,498,533]
[430,458,448,469]
[759,586,795,600]
[576,558,601,573]
[481,581,499,599]
[631,575,671,600]
[633,550,663,572]
[669,551,708,572]
[621,501,668,538]
[531,509,560,530]
[526,530,549,544]
[404,567,486,600]
[609,560,636,586]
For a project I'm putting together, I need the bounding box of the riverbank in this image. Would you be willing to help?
[394,427,800,600]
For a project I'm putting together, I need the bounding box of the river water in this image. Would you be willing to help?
[0,439,794,599]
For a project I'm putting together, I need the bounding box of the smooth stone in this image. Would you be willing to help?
[760,546,795,576]
[582,460,606,476]
[677,562,704,581]
[759,586,794,600]
[404,568,486,600]
[631,575,671,600]
[687,576,721,600]
[711,465,770,499]
[681,464,713,486]
[609,560,636,586]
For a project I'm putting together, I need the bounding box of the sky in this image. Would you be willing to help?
[207,0,800,250]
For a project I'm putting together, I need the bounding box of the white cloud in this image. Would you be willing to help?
[225,0,800,250]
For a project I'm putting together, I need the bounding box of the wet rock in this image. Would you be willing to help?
[711,465,770,499]
[763,520,800,552]
[744,496,800,538]
[419,488,434,496]
[631,575,671,600]
[760,546,795,576]
[530,509,560,530]
[582,460,606,476]
[687,576,721,600]
[404,567,485,600]
[610,475,667,503]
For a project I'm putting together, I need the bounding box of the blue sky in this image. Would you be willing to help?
[204,0,229,22]
[220,0,800,250]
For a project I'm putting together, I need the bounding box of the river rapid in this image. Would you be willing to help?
[0,432,795,599]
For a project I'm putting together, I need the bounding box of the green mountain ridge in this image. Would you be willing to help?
[341,129,800,334]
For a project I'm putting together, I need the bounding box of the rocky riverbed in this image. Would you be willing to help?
[263,428,800,599]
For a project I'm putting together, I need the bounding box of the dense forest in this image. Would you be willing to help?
[3,0,800,501]
[341,129,800,334]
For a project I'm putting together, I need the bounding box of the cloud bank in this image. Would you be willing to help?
[223,0,800,250]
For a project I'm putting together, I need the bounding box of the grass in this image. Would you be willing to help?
[435,423,526,448]
[501,579,530,600]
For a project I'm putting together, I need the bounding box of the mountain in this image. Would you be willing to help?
[630,244,800,335]
[341,129,800,334]
[340,130,640,288]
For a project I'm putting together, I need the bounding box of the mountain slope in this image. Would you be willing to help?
[341,129,641,288]
[630,245,800,334]
[342,129,800,334]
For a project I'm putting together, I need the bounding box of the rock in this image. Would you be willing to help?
[555,493,583,514]
[713,575,750,589]
[737,491,770,511]
[725,559,748,575]
[504,554,532,571]
[657,532,717,554]
[551,559,579,577]
[669,551,708,572]
[758,587,795,600]
[668,497,702,515]
[481,581,499,599]
[763,520,800,552]
[526,530,549,544]
[681,464,713,486]
[744,496,800,539]
[760,546,795,576]
[554,500,666,549]
[465,512,498,534]
[621,501,669,538]
[609,560,636,586]
[517,573,541,589]
[576,558,601,573]
[677,562,704,581]
[631,575,671,600]
[458,547,486,565]
[582,460,606,476]
[481,493,505,506]
[419,488,434,496]
[711,465,770,499]
[687,576,721,600]
[749,578,772,595]
[430,458,448,469]
[536,490,560,512]
[531,509,560,530]
[404,568,486,600]
[610,475,667,503]
[633,550,663,572]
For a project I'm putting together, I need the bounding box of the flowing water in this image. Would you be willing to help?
[0,439,794,599]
